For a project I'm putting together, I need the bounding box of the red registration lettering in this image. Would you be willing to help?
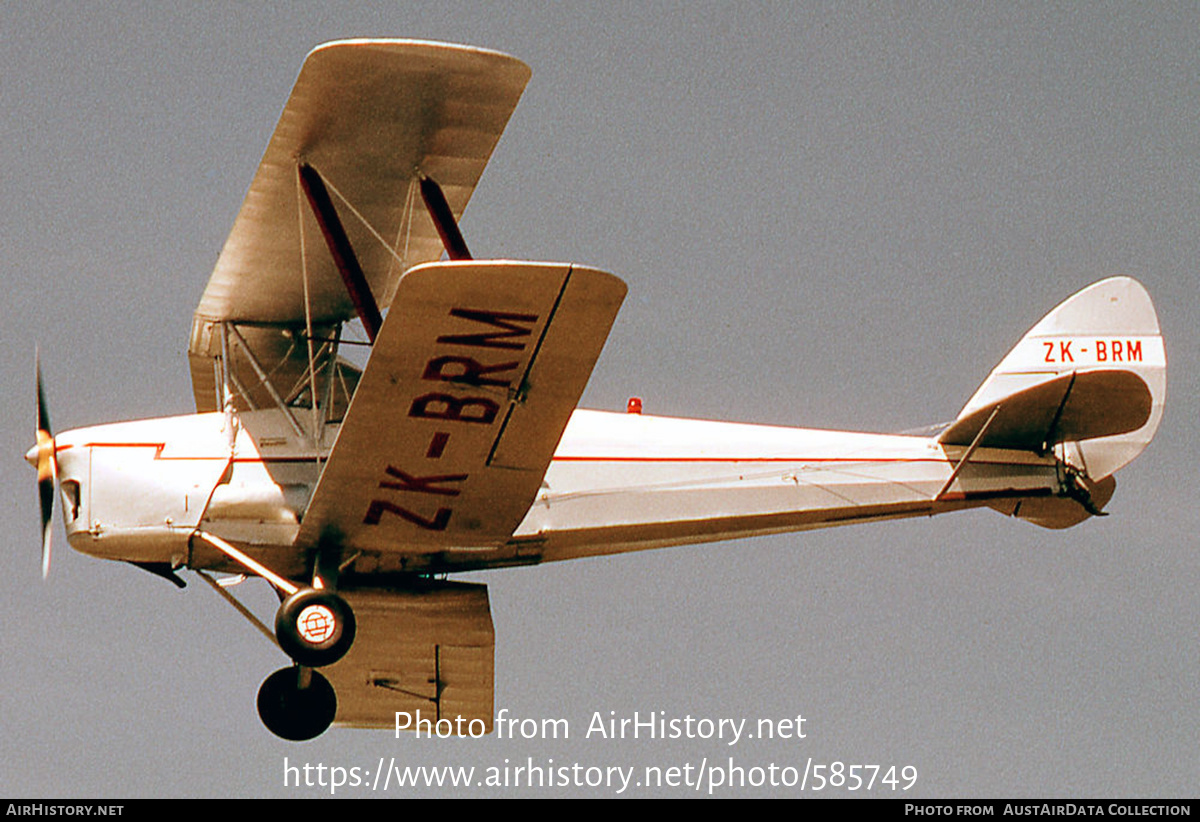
[409,393,499,425]
[436,308,538,350]
[423,355,519,388]
[426,432,450,459]
[378,466,466,497]
[363,501,451,530]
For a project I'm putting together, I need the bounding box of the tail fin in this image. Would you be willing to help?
[940,277,1165,483]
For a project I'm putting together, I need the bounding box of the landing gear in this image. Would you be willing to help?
[274,587,357,668]
[257,666,337,741]
[192,532,358,668]
[190,532,356,739]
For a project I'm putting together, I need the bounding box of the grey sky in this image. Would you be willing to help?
[3,2,1198,797]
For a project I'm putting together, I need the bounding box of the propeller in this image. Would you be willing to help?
[27,354,57,578]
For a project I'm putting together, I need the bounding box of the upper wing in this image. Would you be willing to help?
[188,40,530,412]
[297,260,627,553]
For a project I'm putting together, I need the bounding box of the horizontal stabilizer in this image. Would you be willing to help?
[939,369,1152,451]
[987,474,1117,530]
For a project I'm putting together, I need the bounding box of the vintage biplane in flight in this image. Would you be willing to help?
[28,40,1165,740]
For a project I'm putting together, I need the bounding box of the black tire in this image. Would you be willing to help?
[257,666,336,741]
[274,588,356,668]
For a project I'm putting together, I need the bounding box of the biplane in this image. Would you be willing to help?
[28,40,1166,740]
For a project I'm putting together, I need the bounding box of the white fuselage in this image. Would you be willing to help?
[53,407,1062,577]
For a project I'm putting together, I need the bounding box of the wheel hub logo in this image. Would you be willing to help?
[297,604,336,643]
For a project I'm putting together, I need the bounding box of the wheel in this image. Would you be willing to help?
[257,666,336,741]
[274,588,356,668]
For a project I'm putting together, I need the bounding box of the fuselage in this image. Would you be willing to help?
[50,406,1064,578]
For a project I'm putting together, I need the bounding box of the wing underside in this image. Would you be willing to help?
[326,582,495,731]
[297,260,627,553]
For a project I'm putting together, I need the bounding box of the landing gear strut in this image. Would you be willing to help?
[191,531,357,740]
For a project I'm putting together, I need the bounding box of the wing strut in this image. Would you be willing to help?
[297,163,383,343]
[419,174,472,261]
[934,405,1001,502]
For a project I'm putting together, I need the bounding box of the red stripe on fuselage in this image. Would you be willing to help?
[60,443,1028,469]
[59,442,323,465]
[553,455,931,462]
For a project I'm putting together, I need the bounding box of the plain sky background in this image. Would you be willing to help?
[3,2,1199,798]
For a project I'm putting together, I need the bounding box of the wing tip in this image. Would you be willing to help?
[304,38,531,79]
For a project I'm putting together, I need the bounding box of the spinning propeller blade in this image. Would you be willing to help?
[31,354,56,579]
